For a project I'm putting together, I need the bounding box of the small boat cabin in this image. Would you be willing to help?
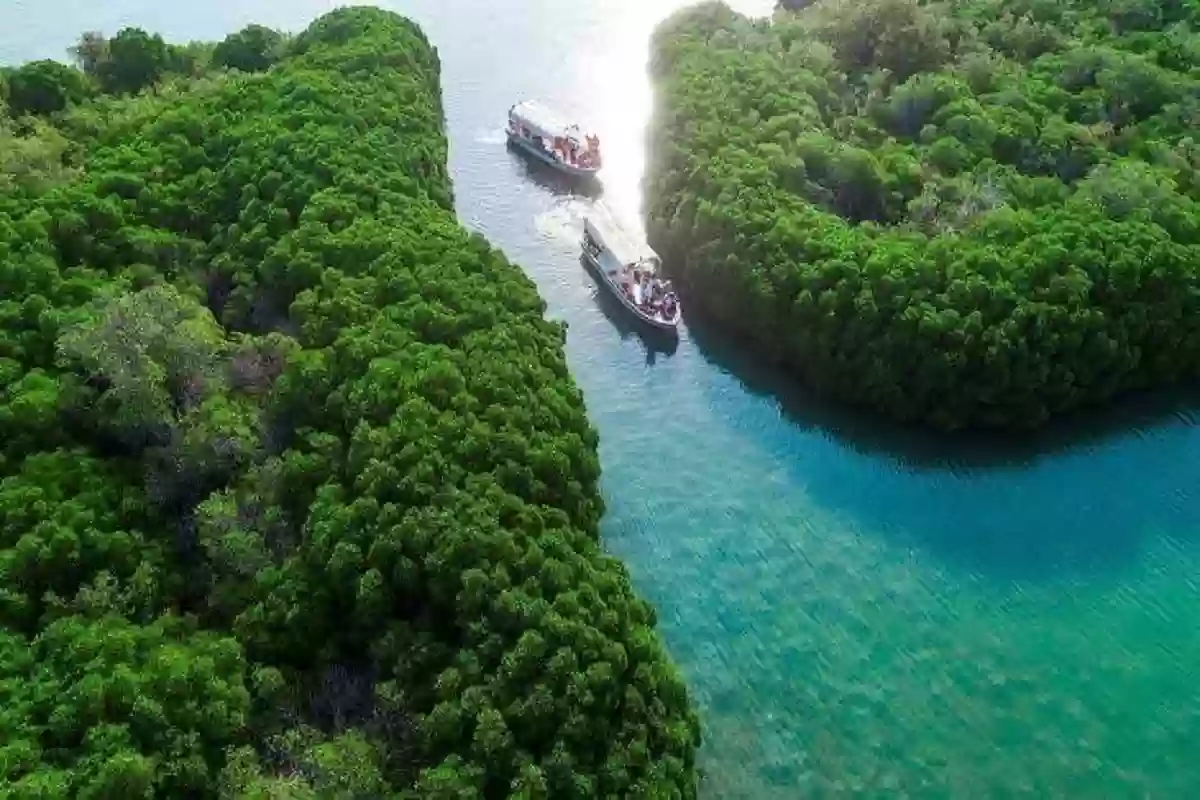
[507,100,603,173]
[582,212,680,330]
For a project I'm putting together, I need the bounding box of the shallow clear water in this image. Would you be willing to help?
[6,1,1200,795]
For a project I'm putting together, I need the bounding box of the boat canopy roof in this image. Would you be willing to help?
[585,210,660,269]
[510,100,586,141]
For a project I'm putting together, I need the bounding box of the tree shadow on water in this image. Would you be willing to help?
[684,308,1200,582]
[581,255,678,365]
[685,308,1200,471]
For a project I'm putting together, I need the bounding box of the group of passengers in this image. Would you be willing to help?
[551,133,601,168]
[628,268,678,319]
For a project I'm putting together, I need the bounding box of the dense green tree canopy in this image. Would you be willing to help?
[647,0,1200,429]
[98,27,172,95]
[0,110,77,194]
[4,60,93,116]
[0,7,698,797]
[211,25,286,73]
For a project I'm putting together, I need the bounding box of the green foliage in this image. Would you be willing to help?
[212,25,286,73]
[219,728,385,799]
[0,614,250,797]
[98,28,171,95]
[0,451,159,634]
[5,60,93,117]
[1,6,697,797]
[0,114,78,194]
[649,0,1200,429]
[57,284,231,435]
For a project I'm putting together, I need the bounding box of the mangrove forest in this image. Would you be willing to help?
[646,0,1200,429]
[0,8,700,797]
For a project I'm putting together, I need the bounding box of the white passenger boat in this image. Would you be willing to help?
[581,207,680,332]
[506,100,602,179]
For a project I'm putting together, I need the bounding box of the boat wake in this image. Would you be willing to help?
[475,126,508,145]
[534,201,591,244]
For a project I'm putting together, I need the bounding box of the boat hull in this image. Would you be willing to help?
[507,131,600,179]
[582,245,680,333]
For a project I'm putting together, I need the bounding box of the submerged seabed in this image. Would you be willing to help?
[4,0,1199,795]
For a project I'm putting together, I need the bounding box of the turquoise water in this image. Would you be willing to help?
[6,1,1200,795]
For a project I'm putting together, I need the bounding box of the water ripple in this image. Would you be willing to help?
[6,0,1199,795]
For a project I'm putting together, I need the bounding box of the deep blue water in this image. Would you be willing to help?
[5,1,1200,795]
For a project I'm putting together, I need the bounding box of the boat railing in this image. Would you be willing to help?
[582,232,603,259]
[508,102,602,172]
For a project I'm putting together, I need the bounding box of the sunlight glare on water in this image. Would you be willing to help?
[4,1,1200,797]
[583,0,775,235]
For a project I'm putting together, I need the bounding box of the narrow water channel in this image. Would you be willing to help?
[5,1,1200,794]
